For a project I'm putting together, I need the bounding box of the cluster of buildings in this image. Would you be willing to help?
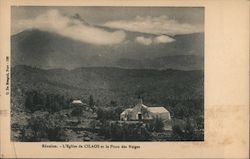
[71,98,172,130]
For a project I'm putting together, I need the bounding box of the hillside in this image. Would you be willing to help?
[11,29,204,70]
[11,65,204,141]
[116,55,203,70]
[11,65,203,111]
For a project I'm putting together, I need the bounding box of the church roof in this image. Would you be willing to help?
[135,103,148,108]
[125,108,133,112]
[147,107,169,113]
[121,108,133,115]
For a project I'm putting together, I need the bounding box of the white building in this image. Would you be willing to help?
[71,100,84,107]
[120,99,172,130]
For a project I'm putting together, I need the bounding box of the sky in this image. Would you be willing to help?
[11,6,204,45]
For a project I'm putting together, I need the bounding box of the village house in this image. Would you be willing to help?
[120,99,172,130]
[70,100,84,107]
[70,99,93,112]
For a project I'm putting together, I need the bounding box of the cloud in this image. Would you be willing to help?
[135,35,175,45]
[103,15,203,35]
[154,35,175,44]
[15,10,126,45]
[135,36,152,45]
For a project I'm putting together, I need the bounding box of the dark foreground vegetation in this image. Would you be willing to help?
[12,91,203,141]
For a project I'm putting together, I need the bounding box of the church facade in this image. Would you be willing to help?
[120,99,172,130]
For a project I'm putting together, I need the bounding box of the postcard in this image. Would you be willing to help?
[0,0,249,158]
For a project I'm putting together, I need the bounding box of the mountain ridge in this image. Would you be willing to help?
[11,29,204,70]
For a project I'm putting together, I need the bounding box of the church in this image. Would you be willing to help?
[120,99,172,130]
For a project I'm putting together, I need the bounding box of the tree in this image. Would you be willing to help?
[110,100,117,107]
[147,116,164,132]
[71,107,83,116]
[96,108,104,120]
[27,113,49,141]
[172,125,184,140]
[174,103,189,119]
[196,116,204,130]
[33,91,39,105]
[184,118,195,140]
[25,93,33,112]
[154,117,164,132]
[135,89,145,100]
[89,95,94,108]
[25,112,66,141]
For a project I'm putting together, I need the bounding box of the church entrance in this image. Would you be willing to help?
[138,113,142,120]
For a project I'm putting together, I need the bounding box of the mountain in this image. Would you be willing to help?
[11,29,204,70]
[11,65,204,109]
[116,55,203,70]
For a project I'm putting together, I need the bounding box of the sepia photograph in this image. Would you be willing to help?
[0,0,249,158]
[10,6,204,142]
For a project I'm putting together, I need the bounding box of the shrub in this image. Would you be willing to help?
[99,121,152,141]
[172,125,184,140]
[71,107,83,116]
[146,116,164,132]
[154,117,165,132]
[96,107,123,121]
[23,112,66,141]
